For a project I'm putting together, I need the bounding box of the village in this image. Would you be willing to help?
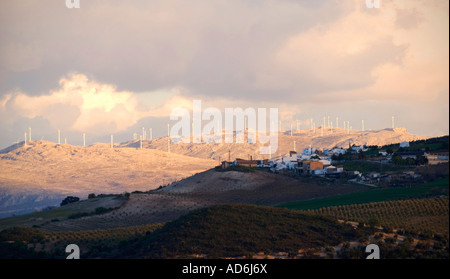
[223,140,449,187]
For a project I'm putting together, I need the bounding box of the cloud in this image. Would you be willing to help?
[0,42,42,73]
[1,74,142,135]
[0,0,448,144]
[395,8,425,30]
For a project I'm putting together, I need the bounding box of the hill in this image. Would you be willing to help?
[0,167,366,231]
[120,127,427,160]
[277,177,449,210]
[118,204,362,258]
[0,140,216,218]
[2,202,447,259]
[0,127,427,218]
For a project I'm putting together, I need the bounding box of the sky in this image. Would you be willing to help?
[0,0,448,148]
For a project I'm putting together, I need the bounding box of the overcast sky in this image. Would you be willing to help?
[0,0,448,148]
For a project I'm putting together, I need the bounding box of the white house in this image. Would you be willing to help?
[399,141,410,148]
[324,148,347,156]
[302,147,317,156]
[352,146,368,153]
[319,159,331,167]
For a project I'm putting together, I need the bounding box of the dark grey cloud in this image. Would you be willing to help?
[0,0,352,97]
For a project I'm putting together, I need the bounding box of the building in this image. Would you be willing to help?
[298,160,324,174]
[397,151,424,160]
[324,147,347,156]
[257,159,270,167]
[425,152,449,165]
[235,158,259,167]
[319,159,331,167]
[289,151,298,161]
[221,161,231,169]
[399,141,410,148]
[326,166,337,173]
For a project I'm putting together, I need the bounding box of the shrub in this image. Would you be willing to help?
[60,196,80,206]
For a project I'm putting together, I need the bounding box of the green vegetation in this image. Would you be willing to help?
[307,197,449,236]
[0,195,127,231]
[67,207,118,219]
[0,223,163,259]
[0,201,448,259]
[119,204,368,258]
[0,227,45,243]
[277,177,449,210]
[60,196,80,206]
[340,160,414,173]
[215,165,258,173]
[388,136,449,153]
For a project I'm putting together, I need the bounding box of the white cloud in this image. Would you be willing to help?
[2,74,141,134]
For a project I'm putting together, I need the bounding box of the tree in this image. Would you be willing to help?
[60,196,80,206]
[391,154,404,165]
[415,155,428,165]
[368,218,381,228]
[358,149,366,160]
[88,193,96,199]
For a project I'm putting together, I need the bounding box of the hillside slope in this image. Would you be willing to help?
[8,168,365,232]
[121,127,427,160]
[116,204,360,259]
[0,140,216,218]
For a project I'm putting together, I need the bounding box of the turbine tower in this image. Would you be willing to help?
[392,116,395,129]
[167,124,171,153]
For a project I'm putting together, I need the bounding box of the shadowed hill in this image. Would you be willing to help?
[115,204,362,258]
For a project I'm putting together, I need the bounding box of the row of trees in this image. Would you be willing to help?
[308,197,449,237]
